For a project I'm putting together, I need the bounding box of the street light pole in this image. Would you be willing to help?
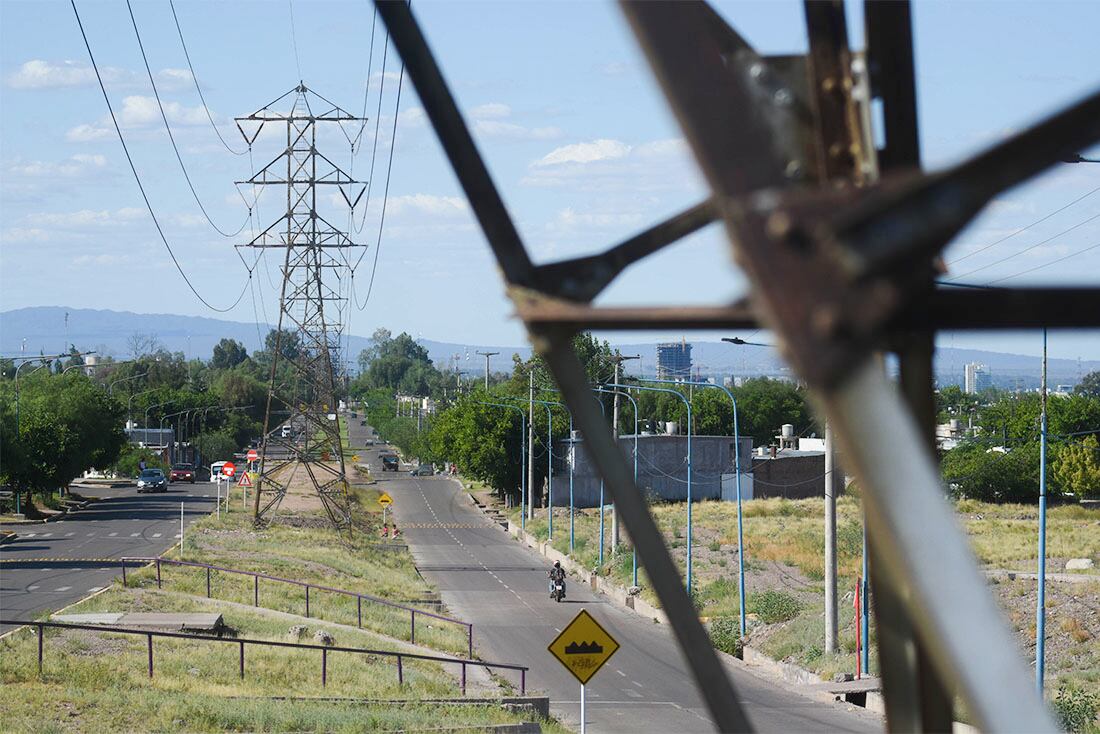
[476,351,499,390]
[477,401,527,528]
[108,372,148,397]
[610,355,640,551]
[597,387,639,585]
[1037,328,1048,693]
[609,382,694,591]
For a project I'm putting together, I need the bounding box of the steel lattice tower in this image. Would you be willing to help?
[236,84,366,528]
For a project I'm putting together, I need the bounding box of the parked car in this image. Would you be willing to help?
[363,439,374,446]
[411,464,433,476]
[169,463,196,483]
[136,468,168,493]
[209,461,227,482]
[381,454,399,472]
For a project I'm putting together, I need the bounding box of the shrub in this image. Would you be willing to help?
[1052,683,1099,733]
[709,617,742,657]
[748,590,801,623]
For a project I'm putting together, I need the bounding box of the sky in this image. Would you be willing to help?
[1,0,1098,361]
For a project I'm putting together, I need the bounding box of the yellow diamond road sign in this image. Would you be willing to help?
[547,609,620,685]
[378,492,393,506]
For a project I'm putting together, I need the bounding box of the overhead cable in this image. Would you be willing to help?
[987,238,1100,284]
[126,0,250,238]
[71,0,248,314]
[947,184,1100,266]
[947,210,1100,281]
[167,0,248,156]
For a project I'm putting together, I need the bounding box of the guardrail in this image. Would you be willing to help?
[3,619,525,695]
[120,557,474,657]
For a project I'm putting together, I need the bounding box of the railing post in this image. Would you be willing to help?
[37,624,43,676]
[156,559,162,589]
[321,648,327,687]
[357,596,362,628]
[461,662,466,695]
[206,567,211,598]
[253,574,258,606]
[468,625,473,659]
[305,586,310,618]
[122,561,127,587]
[147,633,153,678]
[239,640,245,679]
[521,668,526,695]
[410,610,415,644]
[397,654,404,685]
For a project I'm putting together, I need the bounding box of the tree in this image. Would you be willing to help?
[427,396,526,500]
[0,372,127,507]
[732,378,813,446]
[941,441,1039,502]
[192,430,239,464]
[1051,435,1100,500]
[1076,370,1100,398]
[263,328,301,362]
[126,332,164,359]
[211,338,249,369]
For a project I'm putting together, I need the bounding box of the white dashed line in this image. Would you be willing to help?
[40,533,52,538]
[131,533,140,537]
[54,586,72,592]
[152,533,162,538]
[616,670,626,677]
[624,689,643,698]
[108,532,118,537]
[65,532,75,537]
[27,585,39,591]
[24,533,36,538]
[87,587,105,593]
[174,534,182,539]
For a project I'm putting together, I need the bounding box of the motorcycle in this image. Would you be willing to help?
[549,578,566,602]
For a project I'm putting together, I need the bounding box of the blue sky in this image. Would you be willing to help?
[1,0,1098,360]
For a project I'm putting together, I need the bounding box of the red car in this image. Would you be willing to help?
[169,464,196,483]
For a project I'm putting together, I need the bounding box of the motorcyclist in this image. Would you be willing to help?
[548,560,566,598]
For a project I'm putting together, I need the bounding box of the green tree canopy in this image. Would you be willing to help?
[1050,435,1100,500]
[211,338,249,369]
[1075,370,1100,398]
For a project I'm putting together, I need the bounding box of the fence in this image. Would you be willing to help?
[120,557,474,657]
[3,619,525,695]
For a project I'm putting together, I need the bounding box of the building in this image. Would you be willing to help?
[656,339,692,380]
[964,362,991,394]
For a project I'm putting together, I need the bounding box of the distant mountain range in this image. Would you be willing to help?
[2,306,1095,389]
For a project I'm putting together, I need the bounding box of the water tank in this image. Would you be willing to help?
[949,419,960,432]
[781,423,794,438]
[665,421,679,435]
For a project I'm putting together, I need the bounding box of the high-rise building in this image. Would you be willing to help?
[656,339,692,380]
[964,362,991,394]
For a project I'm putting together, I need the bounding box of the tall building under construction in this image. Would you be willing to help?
[656,339,693,380]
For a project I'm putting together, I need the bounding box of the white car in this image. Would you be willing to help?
[209,461,227,482]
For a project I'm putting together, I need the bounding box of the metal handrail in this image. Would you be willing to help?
[120,556,473,657]
[4,619,525,695]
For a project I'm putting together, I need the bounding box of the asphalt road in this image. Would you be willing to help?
[349,420,881,733]
[0,484,220,631]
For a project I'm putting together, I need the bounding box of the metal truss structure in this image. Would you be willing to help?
[238,85,366,529]
[377,0,1100,730]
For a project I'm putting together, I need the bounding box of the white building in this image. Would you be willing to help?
[964,362,991,394]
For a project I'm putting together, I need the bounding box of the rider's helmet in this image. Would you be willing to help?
[554,561,561,568]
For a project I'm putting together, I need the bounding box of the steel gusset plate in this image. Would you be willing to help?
[621,1,1100,731]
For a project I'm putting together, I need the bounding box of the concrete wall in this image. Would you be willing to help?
[550,435,753,508]
[750,453,827,499]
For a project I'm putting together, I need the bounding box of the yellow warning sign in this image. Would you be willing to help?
[547,609,620,685]
[237,471,253,488]
[352,454,361,463]
[378,492,393,506]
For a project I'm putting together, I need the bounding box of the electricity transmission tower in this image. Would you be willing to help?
[237,84,366,528]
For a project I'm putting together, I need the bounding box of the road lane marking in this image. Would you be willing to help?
[624,689,643,698]
[65,532,75,537]
[27,585,39,591]
[108,532,118,537]
[40,533,52,537]
[174,534,182,539]
[24,533,36,537]
[130,533,140,537]
[87,587,105,593]
[54,586,72,591]
[152,533,162,538]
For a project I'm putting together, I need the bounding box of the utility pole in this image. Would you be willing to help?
[1037,328,1048,693]
[477,351,499,390]
[610,354,640,551]
[240,84,365,529]
[824,419,838,654]
[528,366,535,520]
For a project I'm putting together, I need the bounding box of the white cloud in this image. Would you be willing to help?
[24,208,144,228]
[473,120,562,141]
[5,59,191,91]
[7,154,107,178]
[1,227,51,243]
[398,106,426,129]
[116,95,209,127]
[533,139,631,167]
[66,124,112,143]
[387,194,470,218]
[368,70,403,90]
[470,102,511,120]
[554,206,646,230]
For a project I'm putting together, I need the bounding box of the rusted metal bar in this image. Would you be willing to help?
[322,648,327,687]
[121,561,127,586]
[410,609,416,645]
[357,596,362,628]
[37,624,43,676]
[155,559,161,589]
[147,633,153,678]
[397,654,404,685]
[467,625,473,660]
[529,199,716,302]
[239,640,245,679]
[253,573,258,606]
[513,296,758,331]
[520,668,525,696]
[461,661,466,695]
[206,567,211,597]
[306,586,311,618]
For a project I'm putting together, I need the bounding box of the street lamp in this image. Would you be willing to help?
[504,395,561,540]
[477,401,527,528]
[596,386,640,586]
[721,337,775,348]
[608,381,695,591]
[108,372,148,396]
[647,377,747,636]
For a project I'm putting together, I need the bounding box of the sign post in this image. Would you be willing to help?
[378,492,393,525]
[548,609,620,734]
[237,470,253,512]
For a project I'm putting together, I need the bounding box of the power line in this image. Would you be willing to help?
[288,0,303,80]
[987,238,1100,284]
[946,210,1100,281]
[353,29,390,236]
[946,184,1100,266]
[167,0,248,156]
[355,59,405,310]
[71,0,248,314]
[126,0,249,238]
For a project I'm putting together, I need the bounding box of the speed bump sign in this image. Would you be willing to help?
[378,492,393,507]
[548,609,620,685]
